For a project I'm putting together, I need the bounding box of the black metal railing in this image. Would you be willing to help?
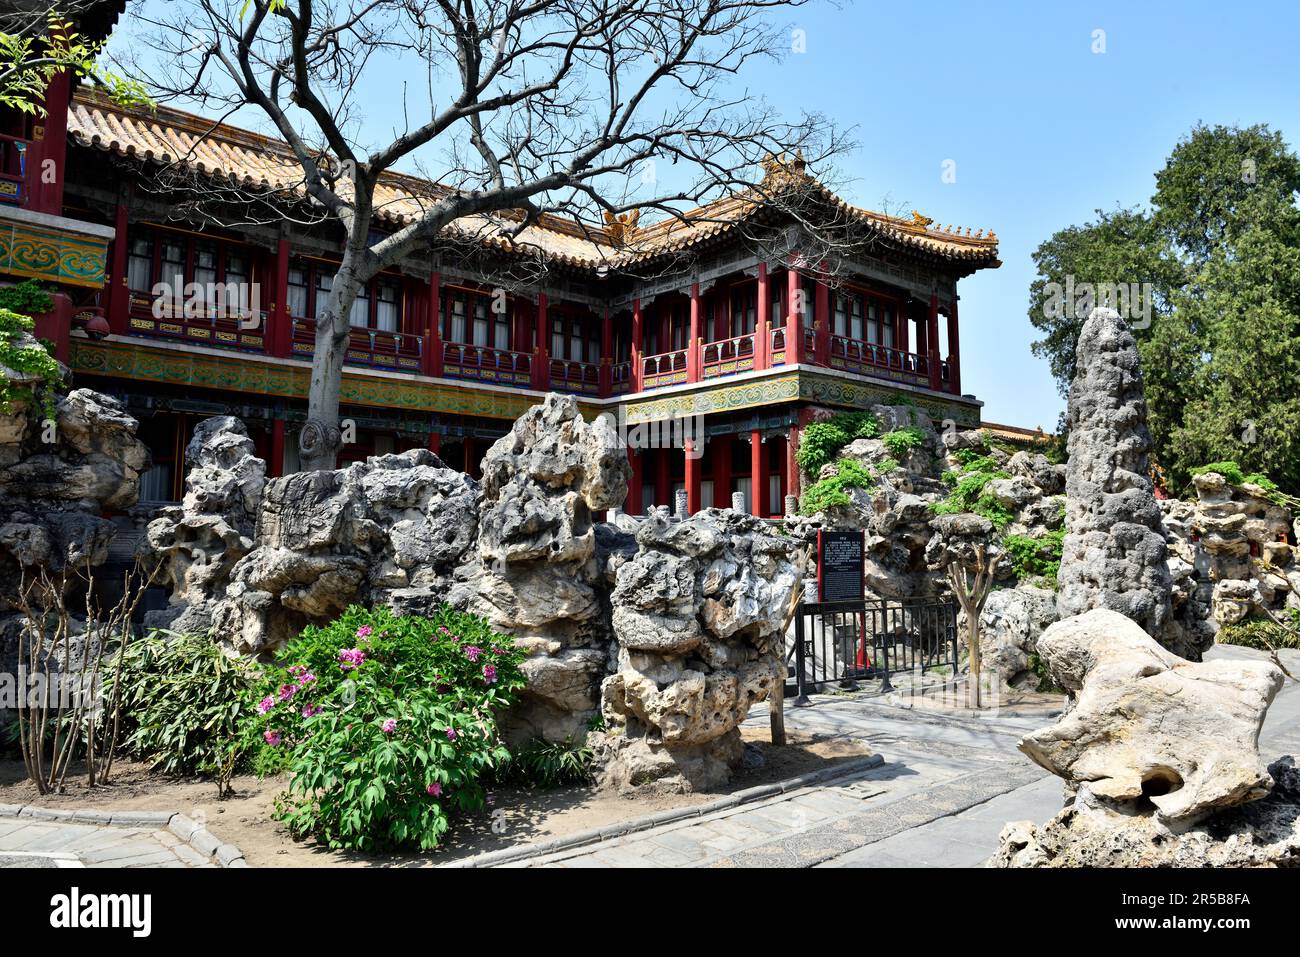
[790,597,960,703]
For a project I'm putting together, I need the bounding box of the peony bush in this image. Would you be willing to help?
[243,604,526,851]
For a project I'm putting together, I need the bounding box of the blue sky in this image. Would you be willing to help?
[114,0,1300,428]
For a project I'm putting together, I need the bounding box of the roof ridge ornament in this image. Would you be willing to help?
[910,210,934,229]
[603,209,640,246]
[760,149,809,187]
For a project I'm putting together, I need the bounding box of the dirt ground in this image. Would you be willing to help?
[0,726,871,867]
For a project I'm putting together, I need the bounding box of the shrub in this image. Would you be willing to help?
[497,736,594,789]
[799,458,877,515]
[794,411,880,473]
[1218,612,1300,651]
[243,604,526,852]
[881,426,926,458]
[108,630,259,778]
[1002,528,1065,581]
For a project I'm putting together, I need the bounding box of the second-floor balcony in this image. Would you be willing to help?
[291,316,423,372]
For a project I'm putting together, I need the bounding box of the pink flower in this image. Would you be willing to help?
[338,648,367,671]
[426,782,442,797]
[277,682,298,702]
[445,727,458,741]
[482,664,497,684]
[464,645,482,663]
[257,696,275,714]
[356,625,373,639]
[301,704,321,718]
[263,730,282,746]
[382,718,397,734]
[299,672,317,686]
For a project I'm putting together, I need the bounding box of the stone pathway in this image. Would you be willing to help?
[505,693,1061,868]
[505,644,1300,869]
[0,818,214,868]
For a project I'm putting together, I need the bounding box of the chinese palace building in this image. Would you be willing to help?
[2,18,1000,518]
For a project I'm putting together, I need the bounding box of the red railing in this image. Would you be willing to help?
[642,348,689,389]
[610,360,632,395]
[549,357,601,395]
[829,334,929,382]
[701,334,755,380]
[442,341,532,386]
[0,133,28,204]
[291,317,423,371]
[127,291,268,353]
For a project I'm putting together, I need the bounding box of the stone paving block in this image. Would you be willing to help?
[643,830,708,861]
[170,844,210,867]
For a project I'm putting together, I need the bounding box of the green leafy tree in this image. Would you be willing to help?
[0,8,148,114]
[1028,123,1300,494]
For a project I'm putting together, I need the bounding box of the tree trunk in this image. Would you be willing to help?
[300,263,365,472]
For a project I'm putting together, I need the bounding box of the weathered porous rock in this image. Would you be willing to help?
[592,507,799,793]
[0,389,149,609]
[992,756,1300,867]
[142,416,266,635]
[1019,609,1282,825]
[1055,309,1191,656]
[216,448,478,655]
[453,394,630,740]
[977,586,1058,689]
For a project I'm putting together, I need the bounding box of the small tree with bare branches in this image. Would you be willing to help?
[122,0,856,469]
[947,544,1001,709]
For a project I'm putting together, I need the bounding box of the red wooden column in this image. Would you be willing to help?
[814,274,830,365]
[599,307,613,396]
[427,431,442,454]
[267,237,291,357]
[655,448,670,509]
[685,440,701,515]
[755,263,770,370]
[107,201,130,335]
[532,292,551,391]
[425,271,443,377]
[627,447,643,515]
[464,437,477,477]
[926,293,942,391]
[269,419,286,478]
[786,267,803,364]
[28,71,70,215]
[688,282,702,382]
[947,299,962,394]
[713,438,732,508]
[787,409,813,508]
[630,298,643,392]
[750,430,768,517]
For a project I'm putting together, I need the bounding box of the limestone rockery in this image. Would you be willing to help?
[137,393,799,792]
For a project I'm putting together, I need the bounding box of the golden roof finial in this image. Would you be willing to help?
[910,210,934,229]
[603,209,641,246]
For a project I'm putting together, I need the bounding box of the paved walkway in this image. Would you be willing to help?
[508,644,1300,869]
[0,818,214,868]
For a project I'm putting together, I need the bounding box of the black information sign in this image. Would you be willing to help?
[817,529,865,602]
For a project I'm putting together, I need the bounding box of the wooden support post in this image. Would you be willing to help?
[599,307,612,396]
[532,292,550,391]
[630,298,643,392]
[756,263,770,370]
[751,430,767,517]
[688,282,702,382]
[814,274,830,365]
[270,419,286,478]
[713,437,732,508]
[685,439,701,515]
[627,447,643,515]
[425,271,443,377]
[927,293,942,391]
[786,267,803,364]
[107,201,130,335]
[947,298,962,394]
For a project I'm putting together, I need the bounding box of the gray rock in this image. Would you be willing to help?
[1055,309,1191,656]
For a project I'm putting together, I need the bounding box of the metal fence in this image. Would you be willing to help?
[790,597,960,703]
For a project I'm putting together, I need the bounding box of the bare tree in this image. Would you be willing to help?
[122,0,853,469]
[947,543,1001,709]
